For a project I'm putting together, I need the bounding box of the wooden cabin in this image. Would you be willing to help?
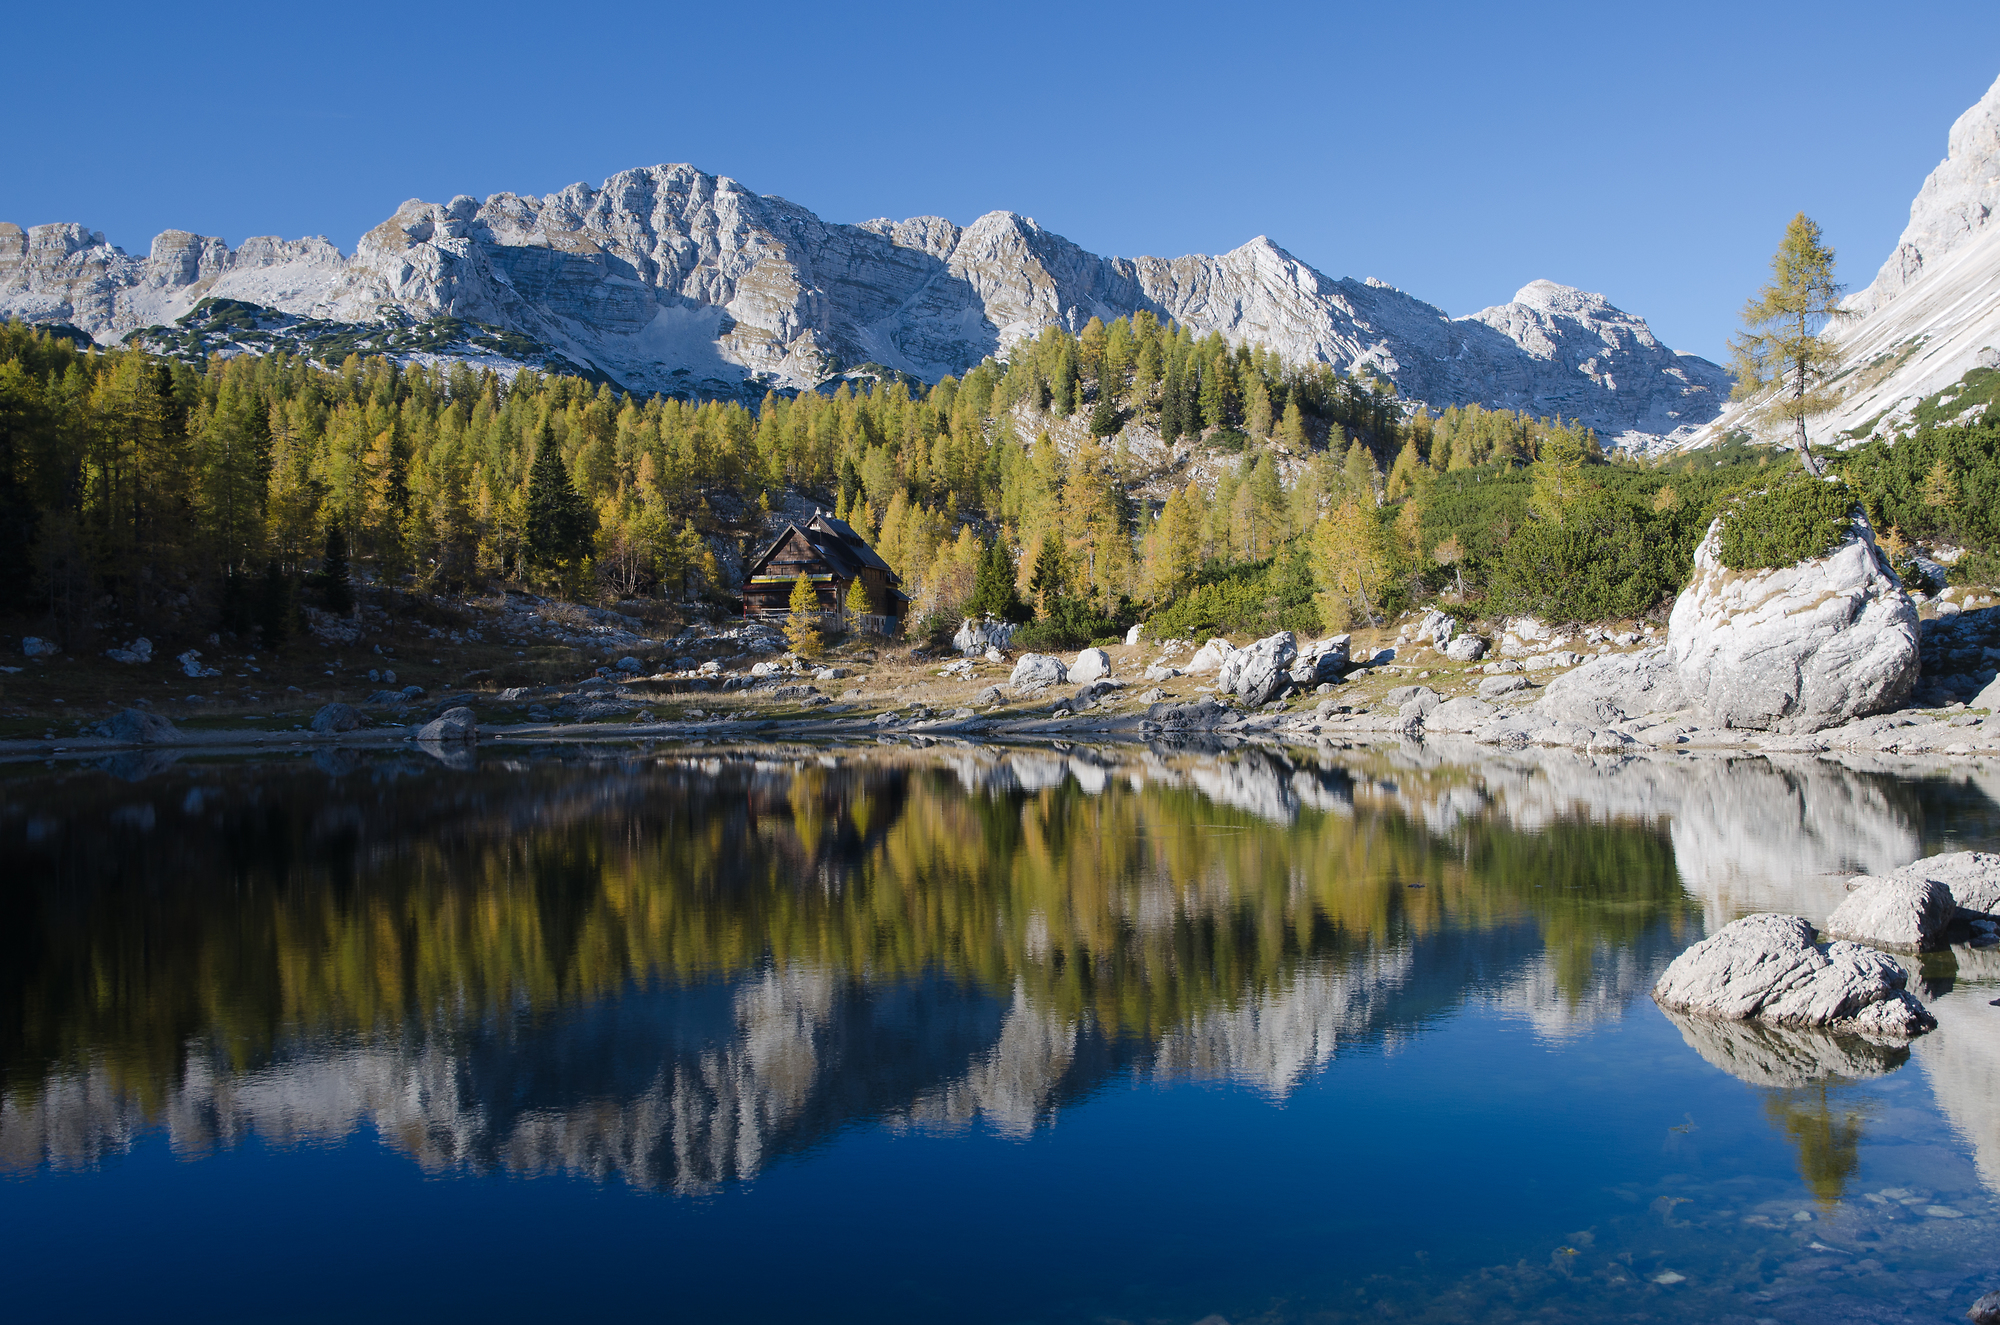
[741,511,909,634]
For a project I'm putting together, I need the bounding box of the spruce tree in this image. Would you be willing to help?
[1028,533,1067,615]
[255,560,291,650]
[967,538,1026,621]
[524,424,591,575]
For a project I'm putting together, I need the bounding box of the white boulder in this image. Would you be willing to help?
[1217,631,1297,704]
[1415,610,1457,645]
[1667,514,1918,732]
[1289,635,1350,685]
[105,637,153,664]
[22,636,59,658]
[1068,648,1111,685]
[1534,645,1685,724]
[1009,653,1067,691]
[1124,624,1143,646]
[1443,635,1487,662]
[954,617,1016,656]
[1826,873,1956,951]
[1857,851,2000,922]
[1651,913,1933,1037]
[417,706,478,743]
[1184,638,1236,674]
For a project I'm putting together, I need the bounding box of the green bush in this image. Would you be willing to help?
[1715,476,1857,570]
[1490,489,1669,623]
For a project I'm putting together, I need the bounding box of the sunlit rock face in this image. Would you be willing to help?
[0,168,1726,443]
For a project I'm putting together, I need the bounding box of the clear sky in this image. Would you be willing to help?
[8,0,1998,363]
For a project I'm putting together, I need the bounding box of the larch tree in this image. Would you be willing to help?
[1729,213,1850,476]
[785,571,823,658]
[1311,499,1390,630]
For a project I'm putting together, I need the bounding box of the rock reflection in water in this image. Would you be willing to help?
[3,740,1998,1209]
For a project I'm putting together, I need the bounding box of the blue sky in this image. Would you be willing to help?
[7,1,1998,362]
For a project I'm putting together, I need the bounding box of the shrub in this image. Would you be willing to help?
[1490,489,1668,623]
[1715,476,1858,571]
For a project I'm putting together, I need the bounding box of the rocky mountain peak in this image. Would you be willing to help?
[0,164,1730,445]
[1858,70,2000,314]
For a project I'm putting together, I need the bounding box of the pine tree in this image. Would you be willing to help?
[1729,213,1850,476]
[320,524,354,614]
[785,572,823,658]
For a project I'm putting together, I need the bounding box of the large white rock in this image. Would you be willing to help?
[1184,638,1236,674]
[1863,851,2000,922]
[1666,515,1918,733]
[1289,634,1350,685]
[1443,634,1487,662]
[1825,873,1956,951]
[1067,648,1110,684]
[953,617,1015,656]
[1651,913,1933,1037]
[1217,631,1297,704]
[1009,654,1067,691]
[1535,645,1685,724]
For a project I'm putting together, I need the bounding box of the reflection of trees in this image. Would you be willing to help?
[1,745,1695,1179]
[1764,1084,1874,1207]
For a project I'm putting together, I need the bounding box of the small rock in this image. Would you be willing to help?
[22,636,59,658]
[1444,635,1487,662]
[310,703,364,734]
[974,685,1006,706]
[417,707,477,743]
[1144,663,1182,682]
[616,656,643,673]
[1478,674,1533,697]
[1967,1289,2000,1324]
[104,637,153,665]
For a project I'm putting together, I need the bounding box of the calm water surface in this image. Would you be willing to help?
[4,741,1999,1323]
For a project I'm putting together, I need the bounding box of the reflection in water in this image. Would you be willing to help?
[1764,1084,1874,1208]
[2,741,1998,1217]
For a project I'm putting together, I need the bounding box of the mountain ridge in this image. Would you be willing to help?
[0,164,1730,446]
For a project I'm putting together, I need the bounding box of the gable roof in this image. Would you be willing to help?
[745,511,899,584]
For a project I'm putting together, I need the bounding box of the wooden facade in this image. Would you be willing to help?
[740,512,909,633]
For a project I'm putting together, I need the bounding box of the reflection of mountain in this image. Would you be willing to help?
[3,742,1997,1193]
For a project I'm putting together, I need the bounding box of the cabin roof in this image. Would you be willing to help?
[745,511,900,585]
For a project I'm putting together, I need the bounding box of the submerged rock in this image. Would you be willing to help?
[1667,515,1918,732]
[1826,872,1956,952]
[1651,913,1934,1038]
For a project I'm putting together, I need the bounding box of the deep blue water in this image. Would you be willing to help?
[3,742,1997,1323]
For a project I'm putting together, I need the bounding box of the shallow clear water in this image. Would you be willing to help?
[3,741,1998,1323]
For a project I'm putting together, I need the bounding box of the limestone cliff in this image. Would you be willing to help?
[1,164,1727,444]
[1680,69,2000,454]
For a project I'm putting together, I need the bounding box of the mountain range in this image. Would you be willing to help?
[2,168,1736,447]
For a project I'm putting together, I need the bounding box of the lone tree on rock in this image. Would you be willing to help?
[1729,213,1851,476]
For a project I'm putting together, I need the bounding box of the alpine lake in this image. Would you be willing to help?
[4,735,1998,1324]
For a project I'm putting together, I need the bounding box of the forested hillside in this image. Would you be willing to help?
[6,314,1988,660]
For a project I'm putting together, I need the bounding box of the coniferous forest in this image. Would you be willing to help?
[4,315,1997,657]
